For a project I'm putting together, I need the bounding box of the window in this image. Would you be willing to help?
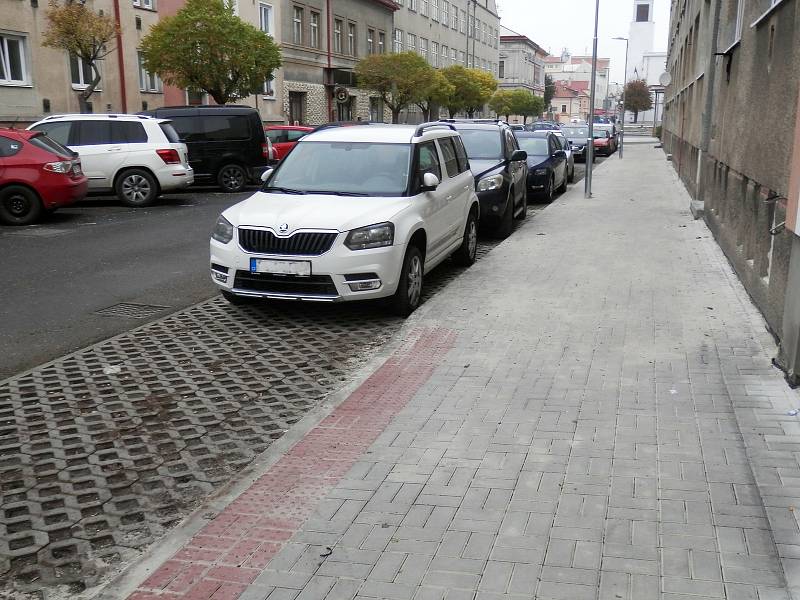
[432,0,438,21]
[393,29,403,53]
[74,121,112,146]
[133,0,154,9]
[431,42,439,67]
[438,137,459,178]
[460,10,466,33]
[451,48,457,64]
[334,19,343,53]
[415,141,441,190]
[0,135,22,157]
[263,76,275,97]
[441,45,448,66]
[452,135,469,172]
[734,0,745,41]
[441,1,448,25]
[70,54,95,89]
[348,22,356,56]
[259,3,273,35]
[113,121,147,143]
[407,33,416,53]
[499,60,504,78]
[459,50,465,65]
[408,0,416,10]
[289,91,306,125]
[561,104,567,113]
[31,122,72,146]
[367,29,375,54]
[378,32,385,53]
[369,97,383,122]
[635,2,650,22]
[310,12,320,48]
[137,52,161,92]
[0,34,28,85]
[468,15,474,37]
[293,6,303,45]
[287,129,306,141]
[420,0,428,16]
[419,37,427,60]
[452,8,458,30]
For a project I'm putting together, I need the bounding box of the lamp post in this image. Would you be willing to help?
[612,36,629,158]
[584,0,600,198]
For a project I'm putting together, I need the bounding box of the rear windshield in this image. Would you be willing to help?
[458,129,502,160]
[30,134,73,157]
[159,123,181,143]
[562,127,588,137]
[516,137,549,156]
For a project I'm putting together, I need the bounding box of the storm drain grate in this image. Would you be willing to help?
[95,302,171,319]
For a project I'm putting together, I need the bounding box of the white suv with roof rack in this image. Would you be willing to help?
[210,122,480,316]
[28,114,193,206]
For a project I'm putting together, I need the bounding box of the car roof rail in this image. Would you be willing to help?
[415,121,457,136]
[310,121,378,133]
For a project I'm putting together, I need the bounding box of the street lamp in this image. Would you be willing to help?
[584,0,600,198]
[612,36,629,158]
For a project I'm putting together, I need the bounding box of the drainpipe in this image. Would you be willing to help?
[111,0,127,113]
[326,0,333,122]
[697,0,722,201]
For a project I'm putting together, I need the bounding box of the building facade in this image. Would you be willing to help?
[662,0,800,378]
[544,52,610,111]
[624,0,665,124]
[498,26,546,97]
[552,83,589,124]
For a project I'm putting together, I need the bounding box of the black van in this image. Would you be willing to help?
[139,106,269,192]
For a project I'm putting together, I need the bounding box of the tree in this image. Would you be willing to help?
[441,66,497,117]
[356,52,432,123]
[42,0,118,113]
[140,0,281,105]
[509,89,545,124]
[488,90,514,121]
[623,79,653,123]
[414,70,454,122]
[544,74,555,111]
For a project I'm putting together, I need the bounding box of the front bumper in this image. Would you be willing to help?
[476,186,508,220]
[527,171,549,191]
[210,231,407,302]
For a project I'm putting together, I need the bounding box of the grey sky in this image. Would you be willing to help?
[496,0,671,85]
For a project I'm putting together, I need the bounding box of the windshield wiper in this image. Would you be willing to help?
[309,190,369,197]
[262,186,307,194]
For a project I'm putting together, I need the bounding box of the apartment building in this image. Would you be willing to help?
[0,0,163,124]
[544,52,610,111]
[662,0,800,378]
[498,26,546,97]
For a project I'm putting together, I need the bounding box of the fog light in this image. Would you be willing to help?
[491,205,499,212]
[212,271,228,283]
[348,280,381,291]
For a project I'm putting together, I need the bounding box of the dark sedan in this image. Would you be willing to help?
[516,131,568,203]
[560,125,593,163]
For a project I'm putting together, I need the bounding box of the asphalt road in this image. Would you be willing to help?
[0,188,250,379]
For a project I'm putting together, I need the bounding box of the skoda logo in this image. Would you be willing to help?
[278,223,289,233]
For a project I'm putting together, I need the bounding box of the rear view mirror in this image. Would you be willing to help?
[510,149,527,162]
[420,172,440,192]
[553,150,566,159]
[260,168,274,183]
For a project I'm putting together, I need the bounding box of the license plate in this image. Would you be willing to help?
[250,258,311,276]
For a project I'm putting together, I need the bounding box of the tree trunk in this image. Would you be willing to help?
[391,107,401,124]
[633,111,639,123]
[448,107,456,118]
[467,108,475,118]
[79,63,102,113]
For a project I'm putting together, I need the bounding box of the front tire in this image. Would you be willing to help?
[391,245,424,317]
[0,185,43,225]
[557,172,568,193]
[116,169,158,207]
[218,164,248,193]
[495,188,514,239]
[542,175,555,203]
[567,163,575,183]
[452,209,478,266]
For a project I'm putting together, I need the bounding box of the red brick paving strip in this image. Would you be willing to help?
[128,327,456,600]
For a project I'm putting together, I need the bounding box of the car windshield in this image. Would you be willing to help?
[29,134,73,157]
[267,141,411,196]
[593,132,608,139]
[458,129,502,160]
[562,127,588,137]
[516,137,549,156]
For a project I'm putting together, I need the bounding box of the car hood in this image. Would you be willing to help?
[527,157,550,170]
[469,158,506,179]
[224,191,412,234]
[565,137,589,145]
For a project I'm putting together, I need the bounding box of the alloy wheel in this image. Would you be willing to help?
[122,175,151,204]
[467,220,478,259]
[221,166,245,191]
[407,254,422,307]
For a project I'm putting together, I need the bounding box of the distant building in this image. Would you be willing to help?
[544,51,610,111]
[624,0,666,124]
[552,83,590,124]
[498,26,546,97]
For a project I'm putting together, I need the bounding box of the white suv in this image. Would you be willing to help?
[210,122,480,316]
[28,114,193,206]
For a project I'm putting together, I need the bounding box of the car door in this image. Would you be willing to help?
[167,114,206,177]
[413,141,449,264]
[71,120,129,190]
[435,136,469,247]
[265,129,290,160]
[550,135,566,184]
[505,130,525,204]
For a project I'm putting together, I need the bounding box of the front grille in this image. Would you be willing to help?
[238,228,337,256]
[234,271,338,297]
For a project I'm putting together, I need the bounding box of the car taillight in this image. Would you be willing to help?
[43,160,72,174]
[262,143,271,159]
[71,159,83,176]
[156,149,181,164]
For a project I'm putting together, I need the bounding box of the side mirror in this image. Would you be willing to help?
[260,168,274,183]
[420,172,440,191]
[510,149,527,162]
[553,150,567,159]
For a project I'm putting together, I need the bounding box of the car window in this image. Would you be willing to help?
[169,116,204,142]
[458,129,502,160]
[516,137,549,156]
[416,141,442,184]
[0,135,22,157]
[110,121,147,144]
[74,120,112,146]
[452,136,469,173]
[31,122,72,146]
[266,130,288,143]
[286,130,306,142]
[159,123,181,143]
[205,115,249,141]
[438,137,459,179]
[504,131,516,158]
[30,135,72,157]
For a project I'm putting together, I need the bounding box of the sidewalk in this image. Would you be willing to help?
[114,143,800,600]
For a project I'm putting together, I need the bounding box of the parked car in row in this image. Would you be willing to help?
[141,106,270,192]
[28,114,193,206]
[443,119,528,239]
[593,123,618,152]
[264,125,313,163]
[559,125,593,162]
[551,130,575,183]
[516,131,569,203]
[527,121,561,132]
[0,128,88,225]
[593,129,616,156]
[210,122,480,316]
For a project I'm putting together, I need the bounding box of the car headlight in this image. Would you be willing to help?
[212,215,234,244]
[534,168,548,176]
[345,222,394,250]
[477,174,504,192]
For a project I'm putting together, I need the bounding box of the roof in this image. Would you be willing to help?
[558,80,590,92]
[499,26,547,56]
[553,84,587,98]
[304,123,456,144]
[544,55,611,70]
[368,0,400,11]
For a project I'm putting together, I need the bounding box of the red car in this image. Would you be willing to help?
[592,130,614,157]
[264,125,313,163]
[0,128,88,225]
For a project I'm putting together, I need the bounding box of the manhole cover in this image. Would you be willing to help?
[95,302,170,319]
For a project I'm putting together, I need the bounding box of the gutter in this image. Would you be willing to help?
[326,0,332,121]
[111,0,127,113]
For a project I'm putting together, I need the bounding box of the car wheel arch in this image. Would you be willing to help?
[407,228,427,263]
[113,166,161,195]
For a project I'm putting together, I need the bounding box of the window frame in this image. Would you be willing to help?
[292,6,304,45]
[137,51,161,93]
[334,19,343,54]
[437,137,460,179]
[414,140,442,193]
[310,11,320,49]
[393,29,403,53]
[0,33,29,86]
[259,2,274,36]
[348,22,356,56]
[367,28,375,54]
[70,54,99,91]
[378,31,385,54]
